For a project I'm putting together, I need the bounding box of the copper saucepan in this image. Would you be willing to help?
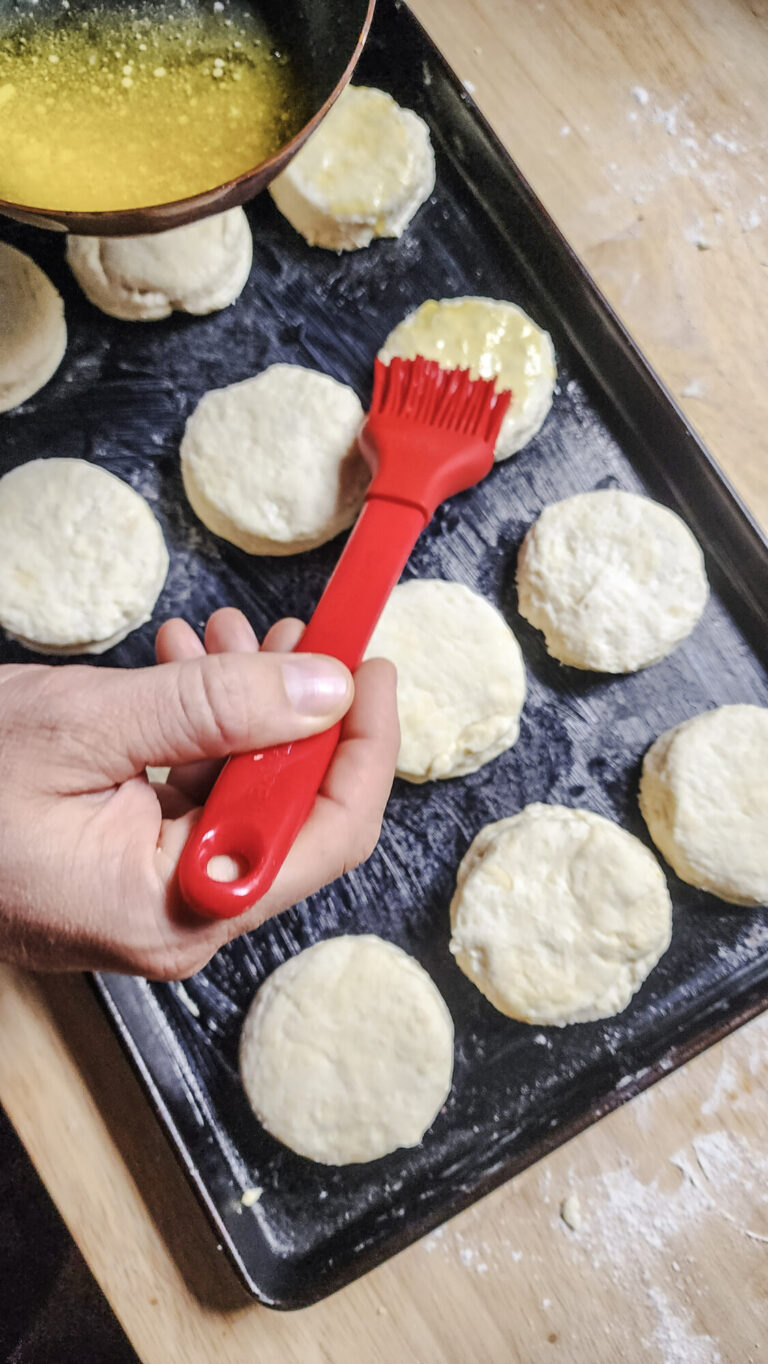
[0,0,375,236]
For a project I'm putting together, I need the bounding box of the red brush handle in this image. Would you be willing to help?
[177,497,426,918]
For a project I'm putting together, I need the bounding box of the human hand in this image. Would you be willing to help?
[0,609,398,978]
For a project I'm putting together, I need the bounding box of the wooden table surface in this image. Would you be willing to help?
[2,1,767,1359]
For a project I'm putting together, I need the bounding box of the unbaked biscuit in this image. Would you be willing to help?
[639,705,768,906]
[365,579,526,781]
[0,458,168,653]
[239,935,454,1164]
[0,243,66,412]
[66,208,252,321]
[180,363,368,554]
[516,489,708,672]
[449,804,672,1026]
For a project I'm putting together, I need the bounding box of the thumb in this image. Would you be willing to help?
[81,651,353,783]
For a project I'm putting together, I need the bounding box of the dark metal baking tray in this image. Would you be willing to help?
[2,0,767,1310]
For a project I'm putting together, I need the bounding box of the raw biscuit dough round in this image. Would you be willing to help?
[181,363,368,555]
[516,489,708,672]
[0,242,67,413]
[239,935,454,1165]
[639,705,768,906]
[66,208,252,321]
[449,803,672,1026]
[0,458,168,653]
[378,296,556,460]
[269,84,435,250]
[365,578,526,781]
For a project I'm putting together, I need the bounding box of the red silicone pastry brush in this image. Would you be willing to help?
[178,356,511,919]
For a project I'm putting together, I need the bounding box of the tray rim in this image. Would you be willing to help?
[74,0,768,1309]
[91,964,768,1309]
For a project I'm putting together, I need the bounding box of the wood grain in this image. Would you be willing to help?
[413,0,768,519]
[2,1,768,1359]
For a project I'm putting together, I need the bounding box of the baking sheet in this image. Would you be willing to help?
[2,0,768,1309]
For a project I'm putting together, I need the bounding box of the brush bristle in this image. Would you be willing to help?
[371,357,511,443]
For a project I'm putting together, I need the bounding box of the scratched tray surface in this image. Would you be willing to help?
[3,0,768,1309]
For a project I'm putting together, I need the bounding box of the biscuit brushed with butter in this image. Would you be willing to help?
[269,85,435,250]
[379,296,556,460]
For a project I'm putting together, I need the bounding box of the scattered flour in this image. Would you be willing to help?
[740,207,762,231]
[684,220,714,250]
[422,1223,446,1254]
[552,1153,731,1359]
[592,85,768,233]
[413,1015,768,1354]
[717,920,768,971]
[670,1130,768,1245]
[710,131,744,155]
[653,104,679,136]
[458,1245,488,1273]
[647,1286,723,1364]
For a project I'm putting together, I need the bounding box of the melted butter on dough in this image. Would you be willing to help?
[269,85,435,250]
[379,296,556,459]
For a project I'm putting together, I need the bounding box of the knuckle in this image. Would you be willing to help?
[177,653,253,752]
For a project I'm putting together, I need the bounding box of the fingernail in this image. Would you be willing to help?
[282,656,351,715]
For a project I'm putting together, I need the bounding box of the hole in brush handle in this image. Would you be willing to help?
[178,726,343,920]
[207,853,248,883]
[179,819,271,919]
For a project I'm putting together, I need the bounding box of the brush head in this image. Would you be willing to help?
[361,357,513,519]
[370,355,511,447]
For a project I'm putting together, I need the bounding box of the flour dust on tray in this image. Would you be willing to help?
[239,935,454,1165]
[379,296,556,460]
[180,363,368,555]
[269,85,435,251]
[0,243,67,413]
[0,459,168,654]
[449,804,673,1026]
[66,208,253,322]
[640,704,768,906]
[516,489,708,672]
[364,578,526,782]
